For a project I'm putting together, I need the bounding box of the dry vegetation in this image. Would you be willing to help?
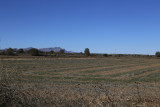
[0,57,160,107]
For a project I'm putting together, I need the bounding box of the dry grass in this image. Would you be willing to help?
[0,57,160,107]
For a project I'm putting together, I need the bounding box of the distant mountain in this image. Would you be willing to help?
[23,47,34,51]
[23,47,74,53]
[39,47,64,52]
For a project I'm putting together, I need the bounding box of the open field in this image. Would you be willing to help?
[0,57,160,106]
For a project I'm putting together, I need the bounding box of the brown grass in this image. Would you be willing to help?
[95,63,160,76]
[0,57,160,106]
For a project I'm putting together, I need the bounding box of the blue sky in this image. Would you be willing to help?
[0,0,160,54]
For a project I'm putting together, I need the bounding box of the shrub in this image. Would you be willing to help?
[50,50,54,54]
[60,49,65,54]
[5,48,14,55]
[17,48,24,54]
[155,51,160,57]
[80,52,83,54]
[28,48,39,56]
[84,48,90,56]
[0,51,5,55]
[103,54,108,57]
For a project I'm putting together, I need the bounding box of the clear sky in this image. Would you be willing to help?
[0,0,160,54]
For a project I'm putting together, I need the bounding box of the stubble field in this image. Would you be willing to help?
[0,57,160,106]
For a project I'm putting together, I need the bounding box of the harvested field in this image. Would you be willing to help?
[0,57,160,106]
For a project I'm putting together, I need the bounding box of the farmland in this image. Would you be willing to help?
[0,57,160,106]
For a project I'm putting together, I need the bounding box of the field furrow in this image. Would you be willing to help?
[115,69,160,80]
[96,63,160,76]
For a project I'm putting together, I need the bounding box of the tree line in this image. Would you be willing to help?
[1,47,160,57]
[0,48,91,56]
[0,48,65,56]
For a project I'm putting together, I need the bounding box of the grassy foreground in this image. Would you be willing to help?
[0,57,160,106]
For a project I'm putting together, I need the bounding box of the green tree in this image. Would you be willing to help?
[60,49,65,54]
[103,54,108,57]
[5,48,14,55]
[0,50,5,55]
[18,48,24,54]
[50,50,54,54]
[28,48,39,56]
[84,48,90,56]
[155,51,160,57]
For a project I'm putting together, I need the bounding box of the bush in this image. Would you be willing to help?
[84,48,90,56]
[5,48,14,55]
[0,51,5,55]
[103,54,108,57]
[50,50,54,54]
[59,49,65,54]
[17,48,24,54]
[28,48,39,56]
[155,51,160,57]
